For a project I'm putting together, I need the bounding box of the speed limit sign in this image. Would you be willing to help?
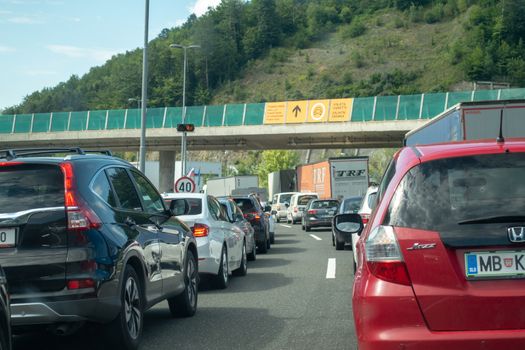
[175,176,196,193]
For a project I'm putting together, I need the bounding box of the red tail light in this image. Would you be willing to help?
[0,161,23,167]
[60,162,101,231]
[360,214,370,224]
[307,209,318,215]
[243,212,260,221]
[67,278,95,290]
[365,226,411,286]
[192,223,209,237]
[293,207,298,213]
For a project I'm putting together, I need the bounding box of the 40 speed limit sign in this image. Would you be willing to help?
[175,176,196,193]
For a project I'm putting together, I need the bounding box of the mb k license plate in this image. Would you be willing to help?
[465,250,525,279]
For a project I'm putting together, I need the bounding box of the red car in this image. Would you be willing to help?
[335,138,525,349]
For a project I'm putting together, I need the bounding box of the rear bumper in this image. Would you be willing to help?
[11,296,120,326]
[305,218,333,227]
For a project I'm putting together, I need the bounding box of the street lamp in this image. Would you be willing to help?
[169,43,200,176]
[138,0,150,173]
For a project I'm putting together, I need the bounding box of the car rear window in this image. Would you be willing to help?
[298,195,316,205]
[311,200,339,209]
[0,164,64,213]
[164,198,202,215]
[279,194,293,204]
[385,153,525,233]
[342,197,362,213]
[232,198,256,212]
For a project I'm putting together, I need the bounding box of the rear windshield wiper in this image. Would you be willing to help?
[458,216,525,225]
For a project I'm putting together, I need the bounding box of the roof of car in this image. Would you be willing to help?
[410,138,525,162]
[162,192,206,199]
[1,154,130,165]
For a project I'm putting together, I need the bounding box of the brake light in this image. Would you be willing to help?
[60,162,101,231]
[360,214,370,224]
[243,212,260,221]
[293,207,298,213]
[0,162,23,167]
[307,209,318,215]
[67,278,95,290]
[365,226,411,286]
[192,223,209,237]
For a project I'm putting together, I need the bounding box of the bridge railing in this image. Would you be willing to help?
[1,88,524,134]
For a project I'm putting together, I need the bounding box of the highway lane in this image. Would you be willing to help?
[14,223,357,350]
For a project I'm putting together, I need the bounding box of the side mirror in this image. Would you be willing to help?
[264,205,271,213]
[271,210,277,215]
[285,203,290,208]
[170,198,189,216]
[333,213,363,236]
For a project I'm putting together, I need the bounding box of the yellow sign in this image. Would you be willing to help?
[307,99,330,123]
[264,102,286,124]
[329,98,353,122]
[286,100,308,123]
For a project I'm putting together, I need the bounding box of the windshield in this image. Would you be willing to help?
[164,198,202,215]
[298,195,317,205]
[279,194,293,204]
[311,200,339,209]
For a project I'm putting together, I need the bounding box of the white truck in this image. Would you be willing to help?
[205,175,259,197]
[405,99,525,146]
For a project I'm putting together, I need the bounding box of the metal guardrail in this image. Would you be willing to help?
[1,88,524,134]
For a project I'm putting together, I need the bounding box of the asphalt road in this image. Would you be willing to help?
[14,223,357,350]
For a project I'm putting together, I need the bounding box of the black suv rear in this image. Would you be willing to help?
[0,148,198,350]
[231,195,271,253]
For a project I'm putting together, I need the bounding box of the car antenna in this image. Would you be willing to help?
[497,104,506,143]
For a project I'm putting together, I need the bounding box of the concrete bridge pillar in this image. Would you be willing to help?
[159,150,176,193]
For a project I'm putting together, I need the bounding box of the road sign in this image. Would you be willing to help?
[175,176,196,193]
[286,100,307,123]
[264,102,286,124]
[308,100,330,122]
[329,98,353,122]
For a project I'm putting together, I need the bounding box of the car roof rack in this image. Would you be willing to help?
[0,147,113,160]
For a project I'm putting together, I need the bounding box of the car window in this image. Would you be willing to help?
[235,205,245,221]
[298,195,316,205]
[279,193,293,204]
[130,170,165,213]
[106,167,142,211]
[232,198,256,212]
[342,197,362,213]
[376,159,396,205]
[311,200,339,209]
[92,171,117,207]
[208,196,222,220]
[165,197,202,215]
[367,192,377,209]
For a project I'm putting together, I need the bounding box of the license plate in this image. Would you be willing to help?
[0,228,16,248]
[465,250,525,279]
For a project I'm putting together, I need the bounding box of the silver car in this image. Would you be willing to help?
[218,197,257,261]
[163,193,247,289]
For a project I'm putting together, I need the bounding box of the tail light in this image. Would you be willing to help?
[243,212,260,221]
[60,162,102,232]
[0,162,23,167]
[293,207,298,213]
[307,209,318,215]
[192,223,209,237]
[67,278,95,290]
[365,225,411,286]
[360,213,370,225]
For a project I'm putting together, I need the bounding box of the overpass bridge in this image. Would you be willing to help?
[2,88,524,191]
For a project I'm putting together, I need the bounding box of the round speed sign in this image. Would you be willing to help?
[174,176,196,193]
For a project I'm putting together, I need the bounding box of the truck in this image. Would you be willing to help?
[296,157,369,200]
[405,99,525,146]
[268,169,296,199]
[205,175,259,197]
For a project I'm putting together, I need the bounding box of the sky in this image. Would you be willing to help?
[0,0,221,110]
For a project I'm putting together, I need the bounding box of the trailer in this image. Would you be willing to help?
[405,99,525,146]
[205,175,259,197]
[268,170,296,199]
[296,157,369,200]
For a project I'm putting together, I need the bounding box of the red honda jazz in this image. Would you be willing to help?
[339,139,525,349]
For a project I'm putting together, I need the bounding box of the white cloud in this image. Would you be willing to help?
[46,44,119,62]
[0,10,13,15]
[189,0,221,17]
[0,45,15,53]
[8,16,43,24]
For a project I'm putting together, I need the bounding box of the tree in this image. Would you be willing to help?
[368,148,398,184]
[257,150,300,187]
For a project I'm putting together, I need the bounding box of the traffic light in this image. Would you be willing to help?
[177,124,195,132]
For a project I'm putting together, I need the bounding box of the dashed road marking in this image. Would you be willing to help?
[280,224,292,228]
[309,234,322,241]
[326,258,336,279]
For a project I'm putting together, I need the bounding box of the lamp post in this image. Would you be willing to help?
[138,0,150,173]
[169,43,200,176]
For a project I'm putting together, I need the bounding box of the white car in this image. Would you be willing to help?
[162,193,247,289]
[271,192,298,223]
[352,186,378,269]
[286,193,319,224]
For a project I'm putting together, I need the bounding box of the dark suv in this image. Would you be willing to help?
[0,148,198,350]
[230,195,271,254]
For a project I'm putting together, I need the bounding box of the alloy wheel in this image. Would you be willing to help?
[124,277,141,340]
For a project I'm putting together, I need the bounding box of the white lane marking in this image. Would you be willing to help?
[280,224,292,228]
[309,234,322,241]
[326,258,336,279]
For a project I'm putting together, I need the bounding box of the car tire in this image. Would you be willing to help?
[215,246,229,289]
[335,239,345,251]
[0,321,8,350]
[168,250,198,318]
[270,232,275,244]
[257,238,268,254]
[352,259,357,275]
[276,216,280,223]
[248,240,257,261]
[332,233,335,247]
[305,225,311,232]
[266,236,271,249]
[107,265,144,350]
[301,219,305,230]
[233,242,248,277]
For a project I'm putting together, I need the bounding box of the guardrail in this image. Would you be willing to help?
[1,88,524,134]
